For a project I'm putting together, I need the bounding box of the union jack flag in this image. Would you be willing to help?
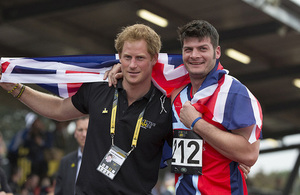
[1,54,183,98]
[0,54,262,143]
[166,60,263,143]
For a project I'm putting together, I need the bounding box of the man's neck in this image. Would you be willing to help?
[190,78,204,96]
[122,81,152,106]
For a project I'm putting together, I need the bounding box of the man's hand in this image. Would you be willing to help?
[180,101,202,129]
[180,100,259,167]
[239,163,251,179]
[103,63,122,87]
[0,64,20,93]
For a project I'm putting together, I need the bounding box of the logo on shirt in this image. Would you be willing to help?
[178,130,188,138]
[102,108,108,114]
[141,119,156,129]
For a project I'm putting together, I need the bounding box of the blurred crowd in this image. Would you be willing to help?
[0,112,77,195]
[0,112,174,195]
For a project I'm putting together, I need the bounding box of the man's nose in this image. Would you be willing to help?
[191,49,201,58]
[129,59,138,68]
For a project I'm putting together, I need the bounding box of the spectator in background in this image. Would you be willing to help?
[8,167,22,194]
[43,120,72,179]
[0,167,12,195]
[18,174,54,195]
[39,176,55,195]
[7,112,38,171]
[20,173,40,195]
[22,114,52,179]
[51,120,72,154]
[54,116,88,195]
[7,112,53,188]
[0,132,7,166]
[160,172,174,195]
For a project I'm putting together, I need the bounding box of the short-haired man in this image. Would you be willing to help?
[0,24,173,194]
[173,20,262,195]
[55,116,88,195]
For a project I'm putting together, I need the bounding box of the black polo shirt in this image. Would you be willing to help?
[72,80,172,195]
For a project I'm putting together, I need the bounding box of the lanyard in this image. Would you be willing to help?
[110,88,155,156]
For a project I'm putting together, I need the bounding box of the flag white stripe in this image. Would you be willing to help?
[58,83,69,98]
[158,53,169,65]
[213,75,232,123]
[1,72,109,83]
[2,58,108,71]
[192,175,202,195]
[163,64,188,81]
[172,90,190,130]
[191,84,218,104]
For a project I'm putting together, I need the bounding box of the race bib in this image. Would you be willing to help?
[171,130,203,175]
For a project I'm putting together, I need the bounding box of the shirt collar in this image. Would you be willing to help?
[116,79,155,101]
[77,147,83,159]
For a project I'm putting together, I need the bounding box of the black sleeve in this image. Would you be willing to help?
[71,83,91,114]
[164,97,173,147]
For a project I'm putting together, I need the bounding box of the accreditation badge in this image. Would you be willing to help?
[96,145,127,180]
[171,130,203,175]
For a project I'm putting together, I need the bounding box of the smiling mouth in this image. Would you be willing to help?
[129,71,140,74]
[189,61,204,65]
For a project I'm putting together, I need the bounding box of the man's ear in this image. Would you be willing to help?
[215,46,221,59]
[152,53,159,66]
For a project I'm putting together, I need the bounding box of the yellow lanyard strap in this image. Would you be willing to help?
[110,89,118,136]
[109,88,155,152]
[132,110,144,147]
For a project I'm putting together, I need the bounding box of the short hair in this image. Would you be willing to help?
[75,116,89,123]
[177,20,219,49]
[114,24,161,58]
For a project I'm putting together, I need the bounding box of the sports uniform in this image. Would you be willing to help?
[171,61,262,195]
